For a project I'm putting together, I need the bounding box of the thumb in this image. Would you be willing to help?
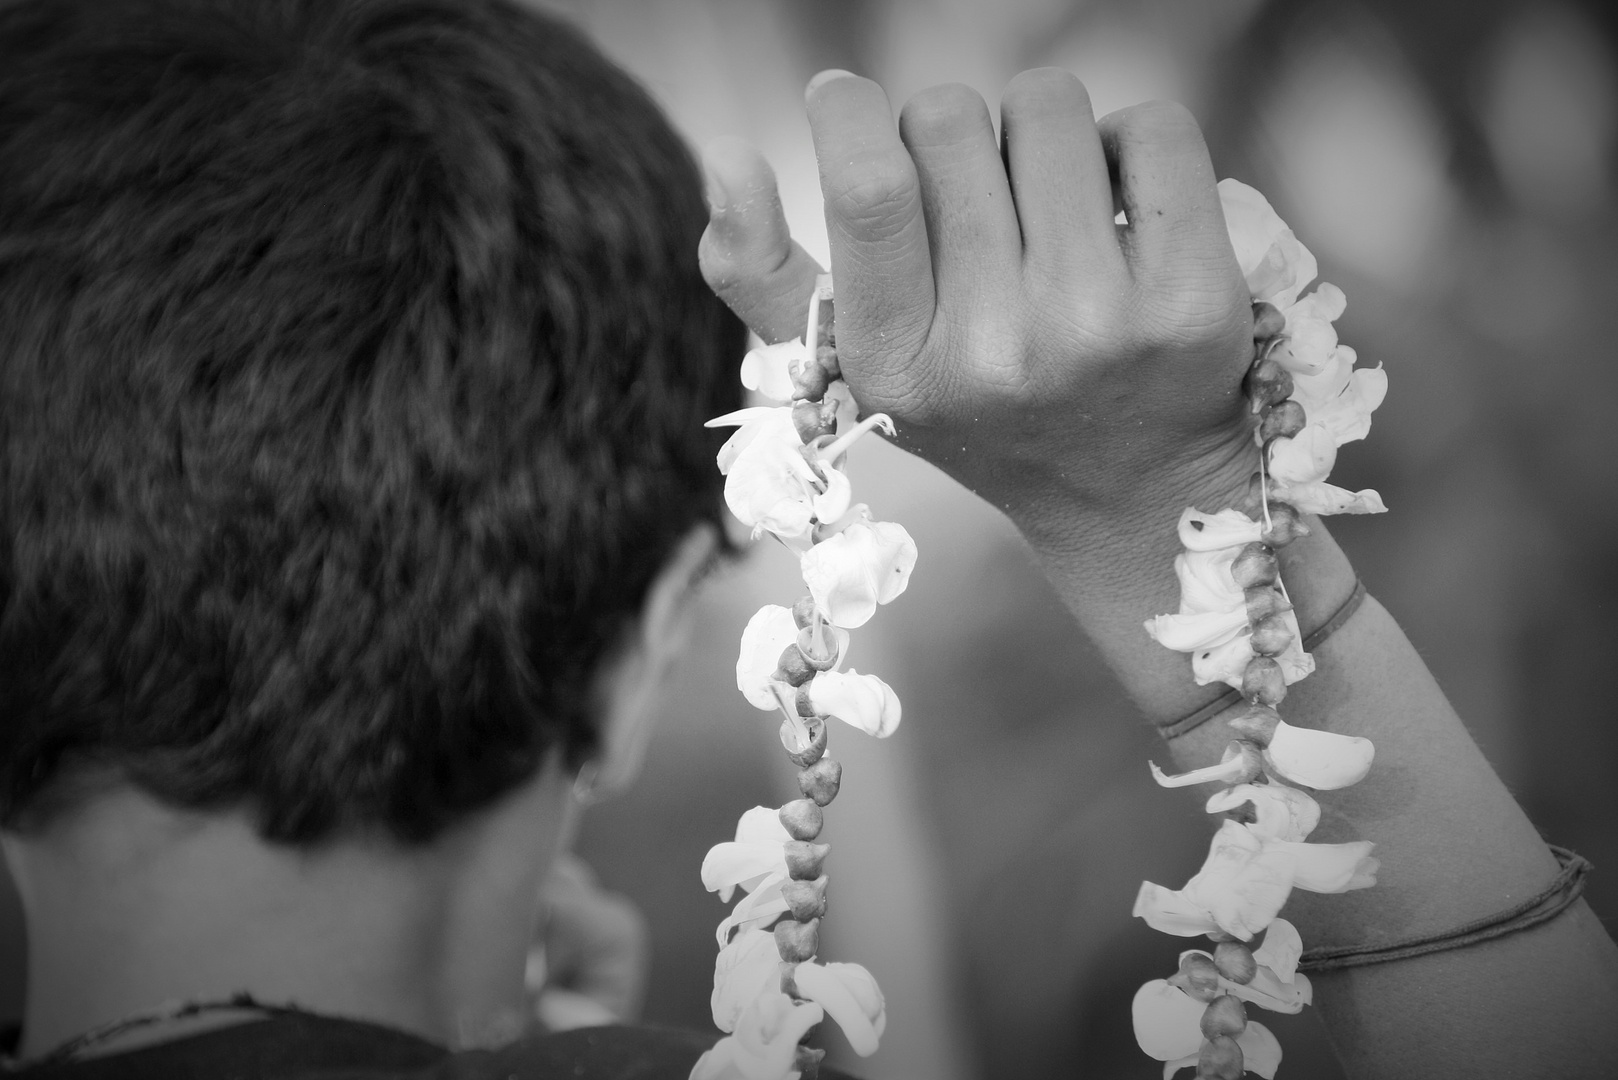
[698,136,825,345]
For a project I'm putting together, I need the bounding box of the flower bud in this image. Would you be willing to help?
[1200,994,1248,1038]
[779,799,824,841]
[796,626,840,671]
[1197,1035,1244,1080]
[1227,705,1280,745]
[798,757,843,806]
[774,917,820,963]
[792,596,818,629]
[1205,930,1239,943]
[1258,400,1306,442]
[782,874,829,921]
[1229,543,1278,588]
[1174,952,1223,1002]
[784,841,830,880]
[1252,301,1286,340]
[1243,587,1291,624]
[792,398,837,443]
[815,344,841,379]
[1236,472,1267,517]
[1240,657,1287,707]
[1249,613,1295,656]
[777,644,816,687]
[782,718,828,768]
[1243,356,1294,414]
[790,355,833,402]
[1259,501,1310,547]
[1213,942,1258,985]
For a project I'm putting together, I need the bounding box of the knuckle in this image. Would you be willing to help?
[823,159,921,243]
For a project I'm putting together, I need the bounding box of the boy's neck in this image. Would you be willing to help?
[1,762,573,1058]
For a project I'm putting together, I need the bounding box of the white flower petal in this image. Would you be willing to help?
[724,427,821,542]
[1309,364,1387,446]
[707,407,794,474]
[740,340,805,403]
[794,961,886,1057]
[1145,608,1249,653]
[1225,966,1312,1014]
[714,871,790,947]
[1269,479,1387,516]
[1272,611,1317,685]
[1177,508,1263,552]
[1132,882,1219,937]
[727,992,825,1079]
[1219,178,1319,307]
[1237,1020,1284,1079]
[1206,783,1321,842]
[812,464,852,524]
[710,928,787,1033]
[1131,980,1207,1061]
[800,519,917,628]
[1252,918,1304,982]
[1179,821,1296,940]
[1271,284,1346,377]
[1174,548,1245,617]
[700,842,787,902]
[808,669,901,738]
[1193,632,1256,688]
[1267,424,1338,485]
[1270,839,1379,893]
[734,805,793,846]
[1264,720,1375,790]
[736,606,802,711]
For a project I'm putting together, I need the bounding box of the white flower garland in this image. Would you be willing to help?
[693,277,906,1080]
[1131,180,1389,1079]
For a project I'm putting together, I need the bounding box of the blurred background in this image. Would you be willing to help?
[3,0,1615,1076]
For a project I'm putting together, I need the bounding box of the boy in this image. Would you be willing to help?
[0,0,774,1074]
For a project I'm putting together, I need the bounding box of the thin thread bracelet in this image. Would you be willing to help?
[1159,578,1369,741]
[1294,845,1591,972]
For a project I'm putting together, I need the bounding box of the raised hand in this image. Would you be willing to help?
[700,69,1269,720]
[700,69,1256,544]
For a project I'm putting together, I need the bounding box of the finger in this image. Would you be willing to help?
[998,68,1123,276]
[805,71,936,369]
[698,136,825,344]
[1097,101,1225,279]
[896,83,1021,302]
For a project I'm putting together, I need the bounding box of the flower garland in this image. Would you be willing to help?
[1131,180,1389,1079]
[692,276,907,1080]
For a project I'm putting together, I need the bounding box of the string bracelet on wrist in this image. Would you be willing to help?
[1297,845,1592,972]
[1158,578,1368,741]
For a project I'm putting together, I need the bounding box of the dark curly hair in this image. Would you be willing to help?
[0,0,744,843]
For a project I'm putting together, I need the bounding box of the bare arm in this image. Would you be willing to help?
[698,68,1618,1078]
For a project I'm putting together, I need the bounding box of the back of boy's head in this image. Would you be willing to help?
[0,0,743,843]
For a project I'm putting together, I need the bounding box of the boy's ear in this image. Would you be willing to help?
[585,524,720,803]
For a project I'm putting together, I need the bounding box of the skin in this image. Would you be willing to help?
[0,525,716,1059]
[699,68,1618,1079]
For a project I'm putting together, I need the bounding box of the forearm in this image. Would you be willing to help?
[1019,486,1618,1077]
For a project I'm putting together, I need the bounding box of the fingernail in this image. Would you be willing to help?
[805,68,856,97]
